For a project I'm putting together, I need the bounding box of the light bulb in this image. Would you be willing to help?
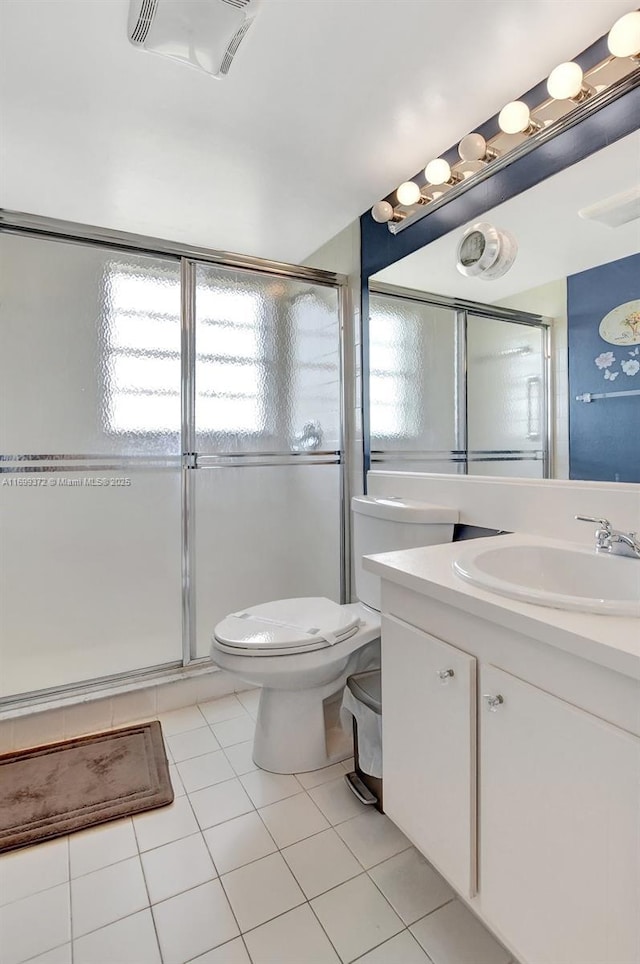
[425,158,452,185]
[458,133,488,162]
[547,62,584,100]
[608,10,640,58]
[371,201,394,224]
[396,181,422,206]
[498,100,532,134]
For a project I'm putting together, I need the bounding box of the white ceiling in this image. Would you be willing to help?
[372,132,640,302]
[0,0,636,264]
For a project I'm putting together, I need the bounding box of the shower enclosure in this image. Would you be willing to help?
[367,284,550,477]
[0,215,348,705]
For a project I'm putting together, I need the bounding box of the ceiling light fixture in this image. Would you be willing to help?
[547,62,593,102]
[370,8,640,232]
[457,133,499,163]
[607,10,640,59]
[425,158,462,186]
[396,181,426,206]
[497,101,542,135]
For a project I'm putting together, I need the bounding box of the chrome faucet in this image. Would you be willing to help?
[576,516,640,559]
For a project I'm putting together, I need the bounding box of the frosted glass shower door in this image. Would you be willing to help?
[0,233,183,698]
[466,315,546,477]
[193,264,342,658]
[368,293,460,473]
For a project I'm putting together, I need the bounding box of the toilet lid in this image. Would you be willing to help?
[214,597,360,654]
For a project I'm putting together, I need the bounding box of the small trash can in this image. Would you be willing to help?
[341,669,383,812]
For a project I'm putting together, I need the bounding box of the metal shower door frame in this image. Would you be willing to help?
[0,211,350,706]
[366,281,552,480]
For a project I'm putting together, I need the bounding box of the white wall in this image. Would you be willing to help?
[367,471,640,545]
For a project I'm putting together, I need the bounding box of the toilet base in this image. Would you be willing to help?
[253,678,353,773]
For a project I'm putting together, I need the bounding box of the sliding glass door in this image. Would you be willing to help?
[0,233,183,697]
[0,224,346,701]
[367,287,549,477]
[191,265,343,657]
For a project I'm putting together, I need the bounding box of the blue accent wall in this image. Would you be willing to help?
[568,254,640,483]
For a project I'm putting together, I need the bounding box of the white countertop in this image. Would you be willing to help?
[363,533,640,681]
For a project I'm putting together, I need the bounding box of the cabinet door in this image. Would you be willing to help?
[480,665,640,964]
[381,614,477,896]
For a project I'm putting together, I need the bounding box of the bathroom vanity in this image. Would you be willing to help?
[364,534,640,964]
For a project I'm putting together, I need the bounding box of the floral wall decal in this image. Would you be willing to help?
[595,351,615,369]
[621,358,640,376]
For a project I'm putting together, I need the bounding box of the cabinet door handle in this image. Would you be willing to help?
[437,668,455,681]
[483,694,504,711]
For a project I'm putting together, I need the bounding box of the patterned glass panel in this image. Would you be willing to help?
[369,294,458,458]
[0,233,181,455]
[194,464,341,657]
[0,470,182,697]
[195,265,340,453]
[466,315,545,462]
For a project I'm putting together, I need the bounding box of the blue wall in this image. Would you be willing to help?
[568,253,640,483]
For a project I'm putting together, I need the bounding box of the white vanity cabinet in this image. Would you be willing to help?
[381,614,477,897]
[480,665,640,964]
[379,602,640,964]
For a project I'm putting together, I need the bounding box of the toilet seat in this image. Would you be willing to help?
[214,597,361,657]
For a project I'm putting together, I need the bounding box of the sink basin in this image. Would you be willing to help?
[453,542,640,616]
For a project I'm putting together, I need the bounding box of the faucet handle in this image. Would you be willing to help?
[575,515,611,531]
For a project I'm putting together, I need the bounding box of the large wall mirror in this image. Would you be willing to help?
[368,131,639,483]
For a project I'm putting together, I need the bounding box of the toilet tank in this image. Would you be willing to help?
[352,496,458,611]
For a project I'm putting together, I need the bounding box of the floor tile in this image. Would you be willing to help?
[369,848,454,925]
[133,796,200,852]
[354,930,432,964]
[167,727,220,763]
[25,945,72,964]
[0,837,68,907]
[239,770,301,808]
[177,750,235,794]
[308,777,367,825]
[152,879,239,964]
[158,706,207,737]
[281,828,362,899]
[311,874,403,963]
[71,855,148,938]
[221,852,305,932]
[258,792,329,849]
[294,762,345,790]
[224,741,258,776]
[236,689,261,717]
[69,818,137,879]
[410,900,511,964]
[141,833,217,905]
[0,882,70,964]
[203,811,276,875]
[243,904,340,964]
[336,809,411,869]
[189,779,254,831]
[211,716,255,749]
[73,909,161,964]
[199,696,247,726]
[341,758,355,772]
[187,937,251,963]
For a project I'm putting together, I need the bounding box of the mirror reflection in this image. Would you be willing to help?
[369,132,640,483]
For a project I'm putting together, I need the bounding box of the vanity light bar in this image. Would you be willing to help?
[371,10,640,232]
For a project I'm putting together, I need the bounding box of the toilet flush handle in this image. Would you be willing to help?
[437,668,455,682]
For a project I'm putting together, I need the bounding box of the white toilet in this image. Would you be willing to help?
[211,496,458,773]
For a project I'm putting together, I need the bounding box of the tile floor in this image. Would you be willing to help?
[0,691,515,964]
